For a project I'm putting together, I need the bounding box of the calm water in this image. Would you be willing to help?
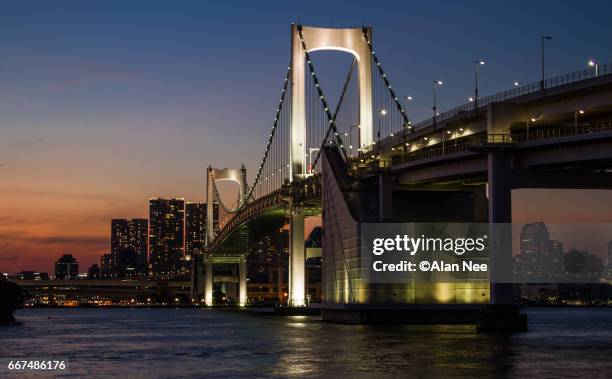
[1,308,611,378]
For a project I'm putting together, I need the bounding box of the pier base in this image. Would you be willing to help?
[476,305,527,332]
[316,304,483,324]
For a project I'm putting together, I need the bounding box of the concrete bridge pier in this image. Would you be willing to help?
[289,205,306,306]
[379,173,393,221]
[239,255,247,307]
[204,255,213,306]
[487,150,514,305]
[480,149,527,331]
[191,252,205,302]
[277,265,284,302]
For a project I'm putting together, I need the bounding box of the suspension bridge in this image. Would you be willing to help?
[193,24,612,327]
[194,24,409,307]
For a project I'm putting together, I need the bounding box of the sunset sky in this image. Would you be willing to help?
[1,1,612,273]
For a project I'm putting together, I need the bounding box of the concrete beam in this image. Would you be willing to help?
[511,170,612,190]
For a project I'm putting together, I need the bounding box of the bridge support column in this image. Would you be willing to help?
[379,173,393,221]
[191,252,204,302]
[239,256,247,307]
[204,256,213,306]
[487,151,514,305]
[289,206,306,306]
[472,186,489,222]
[277,265,284,304]
[477,150,527,331]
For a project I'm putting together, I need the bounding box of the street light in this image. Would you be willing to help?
[575,110,585,134]
[403,96,413,121]
[541,36,552,91]
[433,80,443,128]
[589,59,599,77]
[526,117,537,141]
[474,59,485,111]
[442,129,452,155]
[514,81,523,86]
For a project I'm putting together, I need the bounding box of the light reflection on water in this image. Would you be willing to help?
[0,308,610,378]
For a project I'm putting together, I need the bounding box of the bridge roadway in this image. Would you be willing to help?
[358,71,612,225]
[206,175,322,259]
[370,67,612,172]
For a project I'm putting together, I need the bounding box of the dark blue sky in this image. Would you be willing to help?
[2,1,612,171]
[2,1,612,271]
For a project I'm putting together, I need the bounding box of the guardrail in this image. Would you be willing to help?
[388,122,612,166]
[484,134,514,144]
[411,62,612,131]
[512,121,612,143]
[390,134,486,165]
[364,62,612,157]
[207,174,322,254]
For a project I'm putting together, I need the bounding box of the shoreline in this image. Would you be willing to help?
[17,304,612,309]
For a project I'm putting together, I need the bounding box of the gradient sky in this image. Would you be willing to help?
[1,1,612,273]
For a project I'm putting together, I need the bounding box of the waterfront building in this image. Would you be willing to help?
[55,254,79,280]
[100,254,113,278]
[149,198,185,277]
[88,264,101,279]
[111,218,148,276]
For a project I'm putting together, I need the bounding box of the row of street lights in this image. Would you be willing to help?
[410,34,601,129]
[365,38,601,156]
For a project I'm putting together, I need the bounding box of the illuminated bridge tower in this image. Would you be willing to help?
[288,24,374,306]
[197,166,248,306]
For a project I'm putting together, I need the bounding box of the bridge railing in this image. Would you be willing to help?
[207,174,322,254]
[486,134,514,144]
[410,62,612,131]
[389,121,612,166]
[512,121,612,143]
[390,133,487,165]
[207,189,285,253]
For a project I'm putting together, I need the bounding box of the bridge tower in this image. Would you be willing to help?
[288,25,374,306]
[199,166,248,306]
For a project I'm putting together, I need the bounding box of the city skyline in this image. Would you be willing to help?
[2,1,612,273]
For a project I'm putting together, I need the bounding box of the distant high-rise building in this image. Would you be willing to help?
[246,228,289,302]
[149,198,185,277]
[305,226,322,248]
[111,218,148,277]
[185,201,220,254]
[185,202,207,257]
[211,200,220,238]
[17,271,49,280]
[130,219,148,274]
[100,254,113,278]
[520,222,550,256]
[88,264,101,279]
[516,222,564,282]
[604,241,612,283]
[55,254,79,280]
[117,249,137,278]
